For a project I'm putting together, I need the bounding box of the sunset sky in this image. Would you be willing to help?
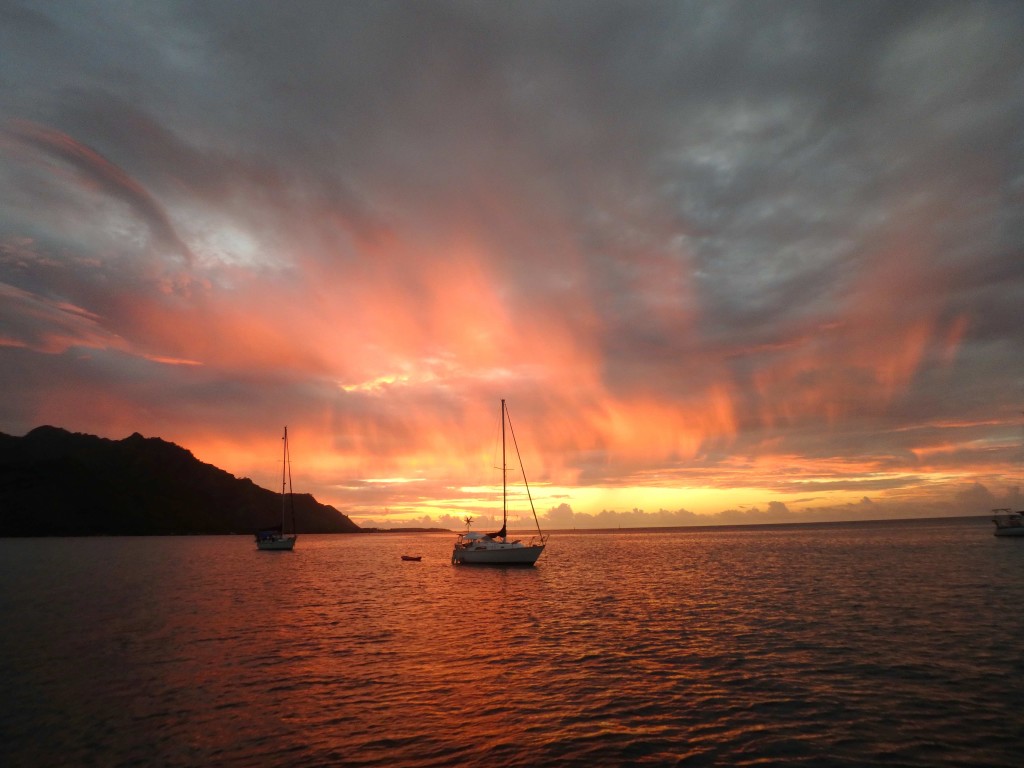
[2,1,1023,530]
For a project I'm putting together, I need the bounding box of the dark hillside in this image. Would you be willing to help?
[0,426,361,536]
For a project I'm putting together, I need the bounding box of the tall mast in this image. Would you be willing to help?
[281,426,288,526]
[286,427,296,534]
[501,399,507,530]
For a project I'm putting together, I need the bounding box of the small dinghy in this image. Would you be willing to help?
[401,555,422,561]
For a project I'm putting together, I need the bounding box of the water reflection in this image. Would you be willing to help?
[0,519,1020,766]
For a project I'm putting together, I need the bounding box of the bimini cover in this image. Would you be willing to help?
[461,531,487,540]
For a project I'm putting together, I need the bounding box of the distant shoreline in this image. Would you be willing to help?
[0,515,995,539]
[359,527,453,534]
[542,514,993,534]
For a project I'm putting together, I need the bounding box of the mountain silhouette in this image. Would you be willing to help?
[0,426,362,536]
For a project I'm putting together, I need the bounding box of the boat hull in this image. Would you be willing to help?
[452,544,545,565]
[992,509,1024,537]
[257,535,297,551]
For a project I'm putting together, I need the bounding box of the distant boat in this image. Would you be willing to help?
[992,508,1024,537]
[452,399,547,566]
[401,555,422,561]
[255,427,298,551]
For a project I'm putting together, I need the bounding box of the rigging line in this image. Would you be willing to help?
[504,403,545,539]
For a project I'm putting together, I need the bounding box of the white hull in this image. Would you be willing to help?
[992,509,1024,537]
[257,535,297,551]
[453,543,545,565]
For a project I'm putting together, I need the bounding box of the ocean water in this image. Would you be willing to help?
[0,517,1021,767]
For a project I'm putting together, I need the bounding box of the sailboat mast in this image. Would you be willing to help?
[281,426,288,526]
[501,399,507,530]
[286,428,296,534]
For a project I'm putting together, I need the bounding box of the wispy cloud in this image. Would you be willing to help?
[4,120,194,266]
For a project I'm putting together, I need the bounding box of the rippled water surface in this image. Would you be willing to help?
[2,517,1022,766]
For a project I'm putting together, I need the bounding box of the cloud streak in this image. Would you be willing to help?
[4,120,194,266]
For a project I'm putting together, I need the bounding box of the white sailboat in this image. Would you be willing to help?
[452,400,547,565]
[992,416,1024,537]
[255,426,298,551]
[992,508,1024,537]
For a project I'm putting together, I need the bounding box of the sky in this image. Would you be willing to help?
[2,0,1023,530]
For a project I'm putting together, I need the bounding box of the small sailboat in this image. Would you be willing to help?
[255,426,298,551]
[992,508,1024,537]
[991,416,1024,537]
[452,399,547,566]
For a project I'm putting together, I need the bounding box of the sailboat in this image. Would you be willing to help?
[255,426,298,551]
[991,415,1024,537]
[991,508,1024,537]
[452,400,547,565]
